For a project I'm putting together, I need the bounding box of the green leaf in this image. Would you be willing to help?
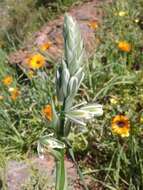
[62,60,70,97]
[64,94,75,111]
[66,113,86,126]
[66,109,91,119]
[66,108,92,126]
[74,67,85,88]
[68,76,78,96]
[51,100,60,129]
[81,104,103,117]
[63,14,85,75]
[39,136,65,149]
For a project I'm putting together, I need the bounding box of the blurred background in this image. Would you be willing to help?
[0,0,82,52]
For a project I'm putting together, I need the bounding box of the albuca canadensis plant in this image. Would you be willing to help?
[37,14,103,190]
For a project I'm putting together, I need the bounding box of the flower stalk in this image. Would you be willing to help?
[38,14,103,190]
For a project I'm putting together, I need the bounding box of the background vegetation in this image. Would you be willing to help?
[0,0,82,51]
[0,0,143,189]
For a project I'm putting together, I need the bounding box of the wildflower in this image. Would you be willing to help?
[88,21,98,30]
[110,96,118,105]
[9,88,20,100]
[42,104,52,121]
[28,53,45,69]
[118,11,127,17]
[28,70,35,79]
[140,116,143,124]
[0,95,4,100]
[40,42,52,51]
[112,115,130,137]
[2,76,13,86]
[135,19,139,23]
[118,41,131,52]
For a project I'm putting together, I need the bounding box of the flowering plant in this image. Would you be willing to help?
[37,14,103,190]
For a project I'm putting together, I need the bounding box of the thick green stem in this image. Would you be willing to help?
[55,150,67,190]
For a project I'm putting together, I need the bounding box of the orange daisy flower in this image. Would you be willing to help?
[27,53,45,70]
[9,88,20,101]
[112,115,130,137]
[40,42,52,51]
[42,104,52,121]
[118,41,131,52]
[2,76,13,86]
[88,21,98,30]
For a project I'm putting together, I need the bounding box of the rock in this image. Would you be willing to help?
[8,0,106,66]
[5,156,80,190]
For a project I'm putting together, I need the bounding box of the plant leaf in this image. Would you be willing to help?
[39,136,65,149]
[81,104,103,117]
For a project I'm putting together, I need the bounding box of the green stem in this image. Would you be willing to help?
[55,150,67,190]
[59,98,66,137]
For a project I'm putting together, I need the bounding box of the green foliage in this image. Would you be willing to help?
[0,49,56,155]
[73,0,143,189]
[0,0,143,189]
[0,0,44,50]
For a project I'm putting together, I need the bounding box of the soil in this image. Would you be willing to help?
[5,156,103,190]
[5,156,80,190]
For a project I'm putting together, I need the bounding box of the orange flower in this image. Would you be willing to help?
[40,42,52,51]
[27,53,45,69]
[42,104,52,121]
[2,76,13,86]
[112,115,130,137]
[9,88,20,100]
[88,21,98,30]
[118,41,131,52]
